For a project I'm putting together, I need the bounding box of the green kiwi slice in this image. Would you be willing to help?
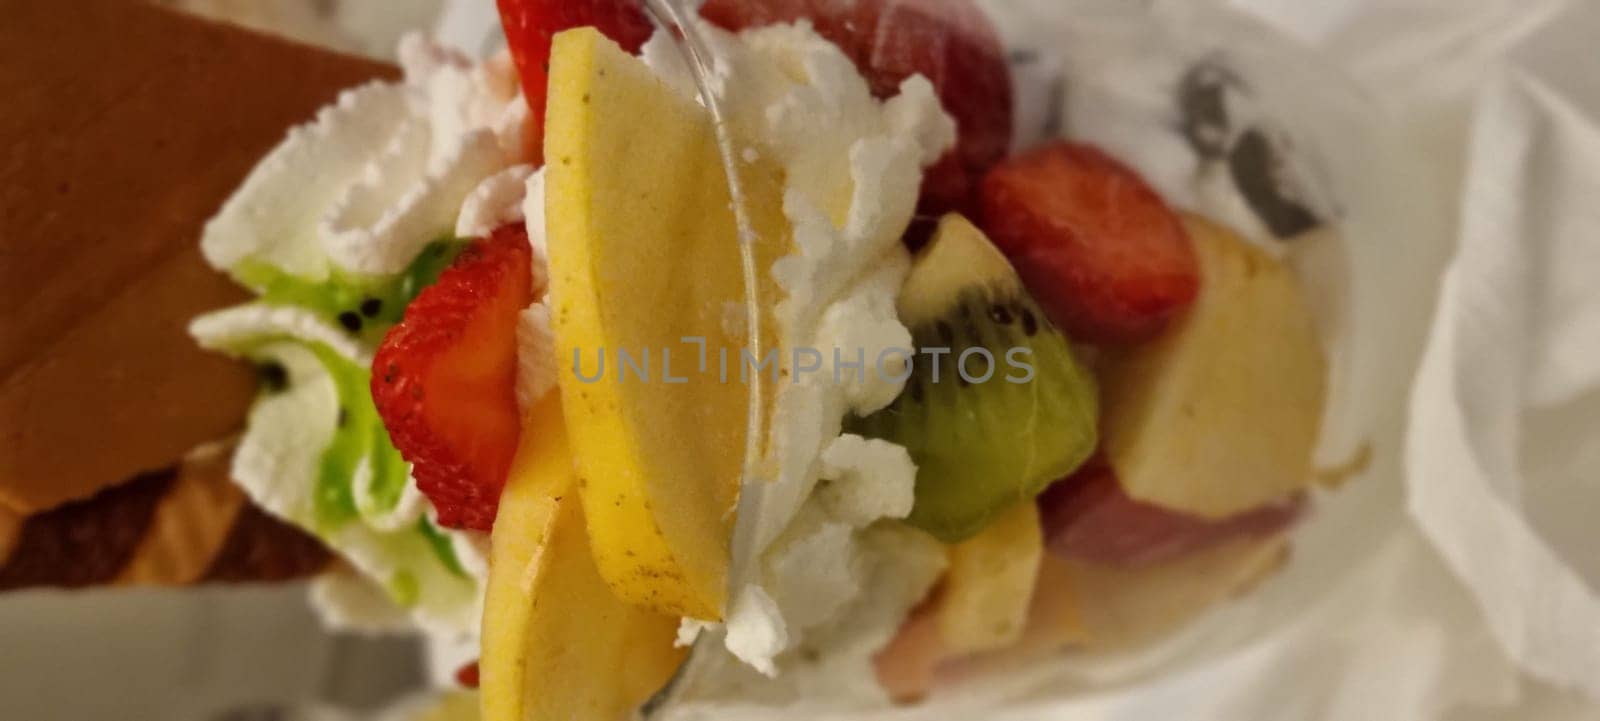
[850,215,1097,543]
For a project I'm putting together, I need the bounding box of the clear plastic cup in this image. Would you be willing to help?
[634,0,1407,717]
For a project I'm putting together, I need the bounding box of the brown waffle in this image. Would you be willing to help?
[0,0,398,585]
[0,0,397,516]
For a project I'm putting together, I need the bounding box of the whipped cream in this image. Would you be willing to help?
[648,20,955,703]
[202,35,526,281]
[455,163,535,240]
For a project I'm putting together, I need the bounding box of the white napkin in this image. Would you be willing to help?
[1407,48,1600,706]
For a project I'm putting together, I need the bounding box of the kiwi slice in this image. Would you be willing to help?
[850,215,1098,543]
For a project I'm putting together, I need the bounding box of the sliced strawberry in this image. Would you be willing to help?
[980,142,1200,344]
[1037,461,1304,568]
[497,0,654,165]
[372,225,535,531]
[701,0,1012,217]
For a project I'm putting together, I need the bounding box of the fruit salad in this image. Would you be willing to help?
[192,0,1332,716]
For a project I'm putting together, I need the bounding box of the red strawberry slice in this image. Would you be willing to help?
[1038,461,1304,568]
[980,141,1200,345]
[372,225,535,531]
[700,0,1013,217]
[497,0,654,165]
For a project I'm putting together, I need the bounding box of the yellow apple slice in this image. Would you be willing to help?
[937,501,1044,654]
[1102,215,1327,518]
[543,27,787,619]
[480,394,685,721]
